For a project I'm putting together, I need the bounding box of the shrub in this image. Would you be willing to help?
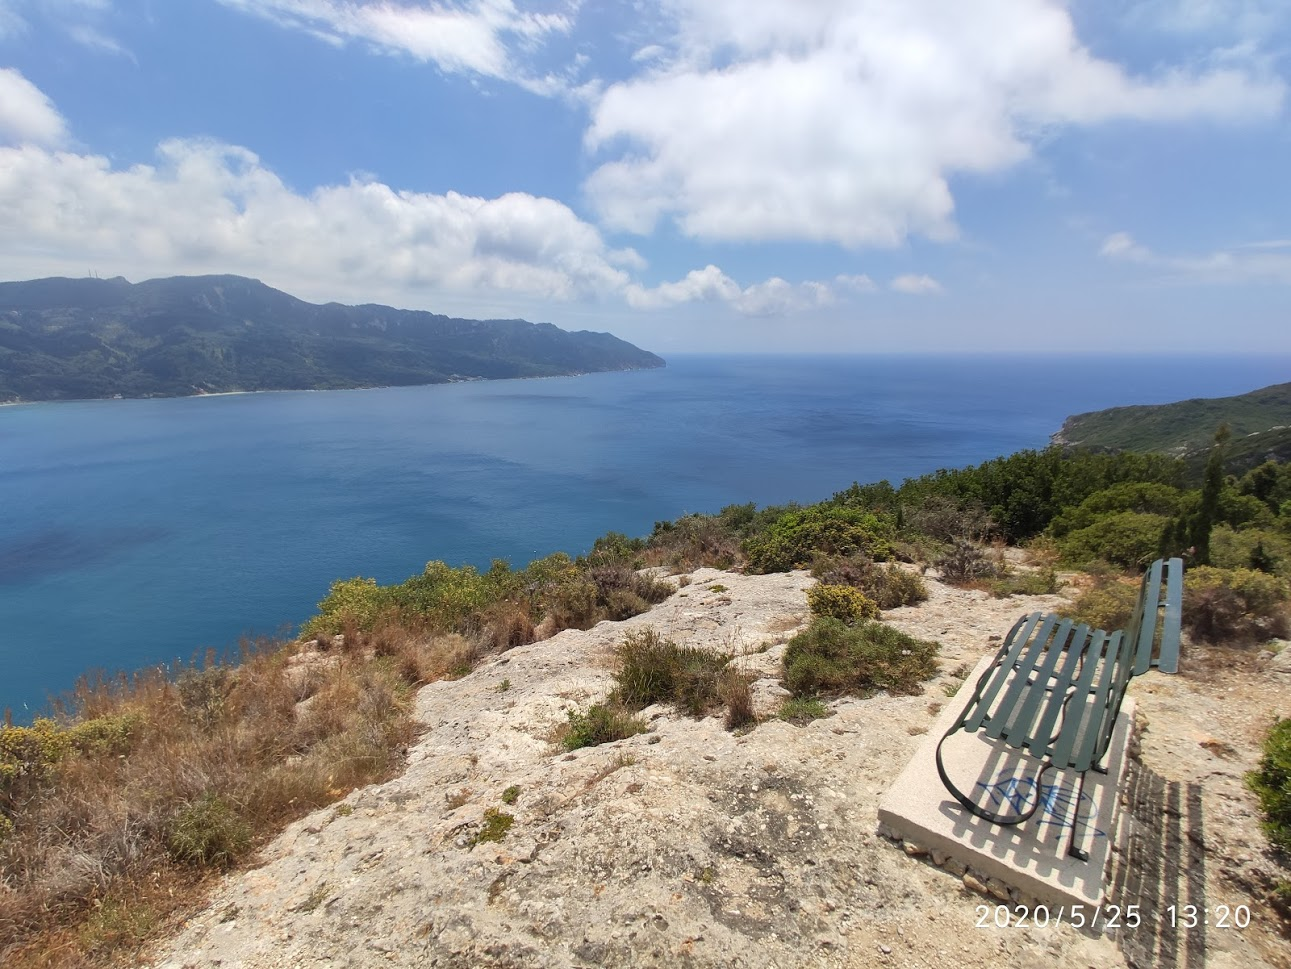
[1210,526,1290,576]
[935,539,998,585]
[643,513,743,570]
[1183,566,1290,644]
[1058,511,1172,570]
[1247,718,1291,854]
[560,704,648,750]
[500,785,520,805]
[744,506,894,574]
[614,627,732,717]
[870,564,930,607]
[1061,578,1141,633]
[166,793,253,868]
[1049,482,1183,538]
[812,555,929,608]
[782,618,939,698]
[906,495,996,543]
[301,576,396,636]
[807,583,880,624]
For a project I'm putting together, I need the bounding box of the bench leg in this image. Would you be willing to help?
[1066,769,1091,861]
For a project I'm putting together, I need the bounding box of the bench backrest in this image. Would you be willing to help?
[1077,556,1183,770]
[1122,557,1183,676]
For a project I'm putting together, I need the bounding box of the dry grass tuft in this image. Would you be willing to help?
[0,624,478,969]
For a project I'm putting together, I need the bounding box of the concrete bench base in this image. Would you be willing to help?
[877,654,1135,910]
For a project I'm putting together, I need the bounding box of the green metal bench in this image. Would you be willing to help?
[935,557,1183,860]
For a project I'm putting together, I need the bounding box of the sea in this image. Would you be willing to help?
[2,353,1287,717]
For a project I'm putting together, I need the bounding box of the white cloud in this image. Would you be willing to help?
[1100,231,1291,284]
[0,70,889,319]
[0,138,641,303]
[584,0,1285,247]
[67,23,132,57]
[626,268,872,316]
[1100,231,1152,261]
[890,273,942,295]
[0,68,67,147]
[835,273,878,293]
[215,0,575,89]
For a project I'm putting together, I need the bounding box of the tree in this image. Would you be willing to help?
[1189,425,1230,566]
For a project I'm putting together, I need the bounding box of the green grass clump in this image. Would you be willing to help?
[777,697,830,725]
[166,793,253,868]
[1247,718,1291,854]
[500,785,520,805]
[560,704,648,751]
[470,808,514,847]
[614,627,731,717]
[783,618,939,698]
[989,568,1061,598]
[807,583,880,624]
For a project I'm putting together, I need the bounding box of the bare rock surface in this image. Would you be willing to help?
[148,568,1290,969]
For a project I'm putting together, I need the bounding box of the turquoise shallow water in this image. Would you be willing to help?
[1,353,1287,715]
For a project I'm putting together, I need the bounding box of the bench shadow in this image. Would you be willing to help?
[1108,760,1206,968]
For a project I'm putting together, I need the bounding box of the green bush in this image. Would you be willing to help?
[1058,511,1172,570]
[1060,580,1141,633]
[614,627,731,717]
[1247,718,1291,854]
[560,703,648,750]
[807,583,880,624]
[1183,566,1290,644]
[1210,526,1290,576]
[744,506,894,574]
[782,618,939,698]
[812,555,929,608]
[166,793,253,868]
[1049,482,1183,538]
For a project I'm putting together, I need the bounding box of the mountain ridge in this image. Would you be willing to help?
[1052,380,1291,475]
[0,274,665,403]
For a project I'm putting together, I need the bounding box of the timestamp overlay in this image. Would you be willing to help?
[966,764,1259,968]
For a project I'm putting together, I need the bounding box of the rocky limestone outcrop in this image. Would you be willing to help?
[147,568,1290,969]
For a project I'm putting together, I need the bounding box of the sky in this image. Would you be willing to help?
[0,1,1288,353]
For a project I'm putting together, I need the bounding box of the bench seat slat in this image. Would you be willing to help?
[1022,620,1094,758]
[1048,629,1120,770]
[995,616,1078,749]
[982,614,1066,742]
[962,613,1044,733]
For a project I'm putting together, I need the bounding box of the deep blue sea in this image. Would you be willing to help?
[2,353,1288,716]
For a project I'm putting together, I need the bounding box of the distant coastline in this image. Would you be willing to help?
[0,273,665,404]
[0,365,663,408]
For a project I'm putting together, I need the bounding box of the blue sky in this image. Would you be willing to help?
[0,0,1288,353]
